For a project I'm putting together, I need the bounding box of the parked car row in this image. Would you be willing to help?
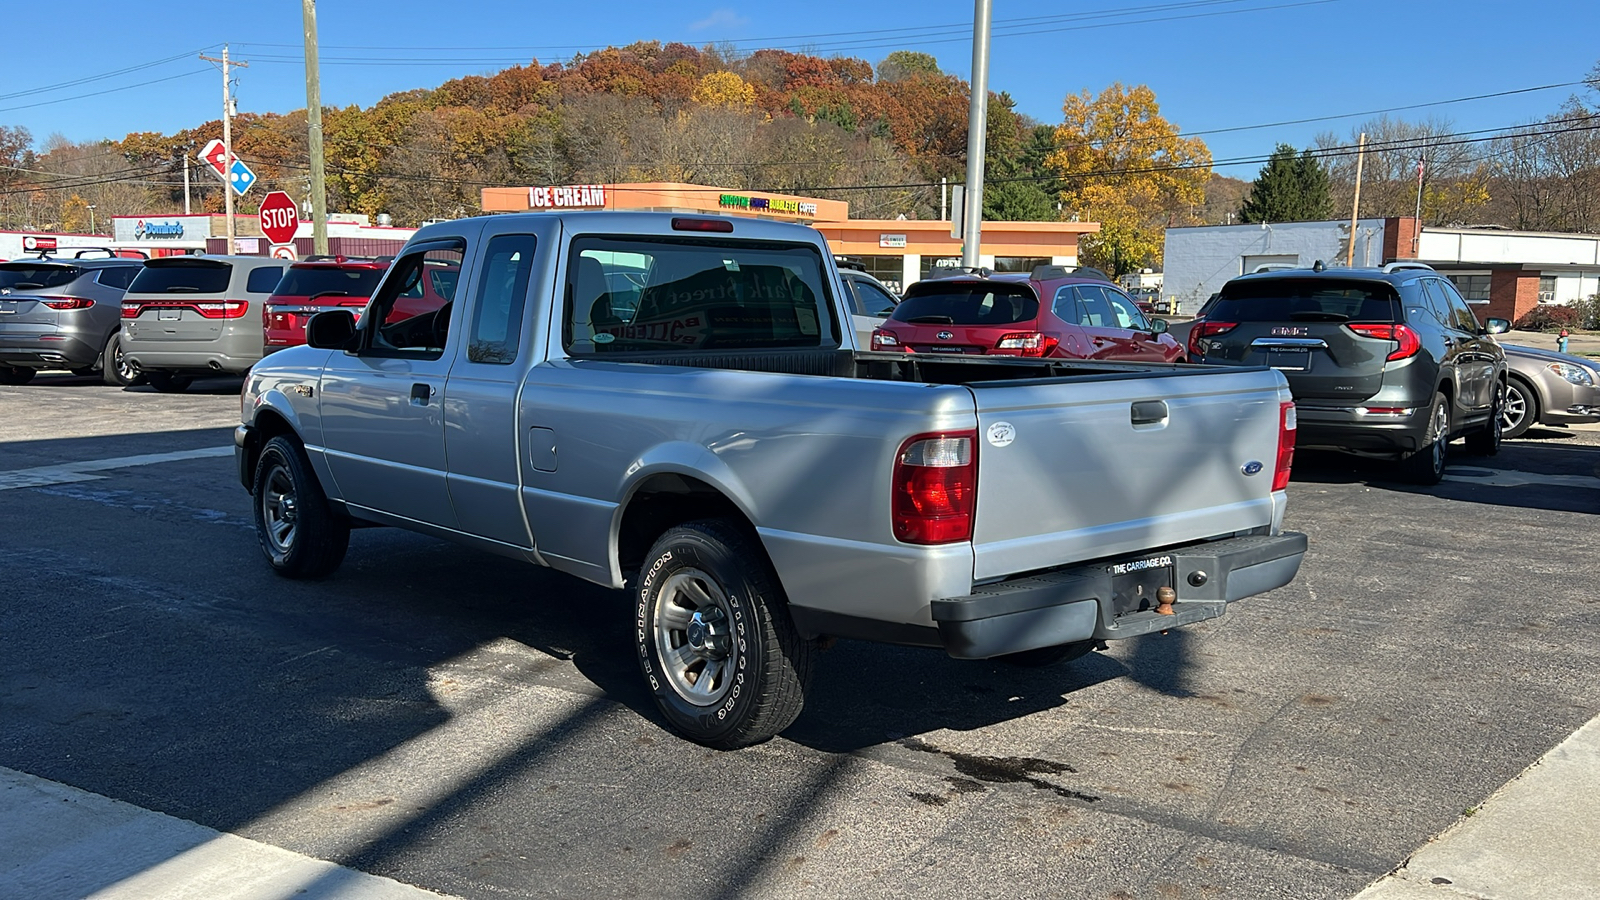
[0,252,400,389]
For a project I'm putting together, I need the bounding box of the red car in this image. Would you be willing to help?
[870,266,1185,363]
[262,257,392,352]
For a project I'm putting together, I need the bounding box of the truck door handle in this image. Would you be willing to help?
[1131,400,1168,426]
[410,383,432,406]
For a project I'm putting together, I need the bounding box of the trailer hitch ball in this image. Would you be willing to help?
[1155,586,1176,616]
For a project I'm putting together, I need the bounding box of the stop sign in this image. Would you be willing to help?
[258,191,299,245]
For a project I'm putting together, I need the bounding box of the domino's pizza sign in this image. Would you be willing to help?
[134,219,185,239]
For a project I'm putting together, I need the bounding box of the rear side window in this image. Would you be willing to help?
[95,266,140,291]
[565,236,834,354]
[892,283,1038,326]
[1212,278,1399,323]
[246,266,285,294]
[467,234,536,364]
[271,266,384,300]
[0,264,81,290]
[128,262,232,294]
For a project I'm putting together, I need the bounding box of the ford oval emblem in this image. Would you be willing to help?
[937,330,954,340]
[1241,460,1264,476]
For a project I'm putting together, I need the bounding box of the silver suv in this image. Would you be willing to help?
[0,255,144,385]
[120,256,286,392]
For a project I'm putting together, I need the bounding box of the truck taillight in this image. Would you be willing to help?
[1346,322,1421,361]
[1188,320,1236,358]
[40,296,93,310]
[892,432,977,545]
[994,332,1059,357]
[870,329,903,351]
[1274,401,1296,491]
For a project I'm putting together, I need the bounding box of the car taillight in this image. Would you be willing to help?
[1188,320,1237,358]
[1273,401,1296,491]
[892,432,977,545]
[40,296,93,310]
[195,300,250,319]
[870,329,903,351]
[121,302,140,319]
[1346,323,1420,361]
[994,332,1059,357]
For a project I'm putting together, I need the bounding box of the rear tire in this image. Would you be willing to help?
[101,333,144,387]
[1464,382,1503,456]
[146,372,193,393]
[996,640,1096,667]
[634,519,815,749]
[1399,392,1449,485]
[1501,377,1538,440]
[252,435,350,579]
[0,366,36,385]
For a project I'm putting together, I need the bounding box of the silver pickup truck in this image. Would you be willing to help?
[236,212,1305,748]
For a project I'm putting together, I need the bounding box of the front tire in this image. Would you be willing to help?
[1501,377,1538,439]
[146,372,193,393]
[1398,392,1449,485]
[635,520,815,749]
[252,435,350,579]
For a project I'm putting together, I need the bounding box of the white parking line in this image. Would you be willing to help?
[0,446,234,491]
[1443,466,1600,490]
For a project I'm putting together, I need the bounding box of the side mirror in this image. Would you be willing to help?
[306,309,358,350]
[1483,317,1511,336]
[1149,318,1170,336]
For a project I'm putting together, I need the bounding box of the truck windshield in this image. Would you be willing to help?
[891,283,1038,326]
[1212,278,1400,323]
[565,237,836,353]
[0,264,81,290]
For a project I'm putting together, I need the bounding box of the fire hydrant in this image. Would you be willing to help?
[1558,328,1570,354]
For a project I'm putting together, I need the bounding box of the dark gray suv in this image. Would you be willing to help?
[1188,263,1510,484]
[0,255,145,385]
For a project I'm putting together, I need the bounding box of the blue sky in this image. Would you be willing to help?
[4,0,1596,178]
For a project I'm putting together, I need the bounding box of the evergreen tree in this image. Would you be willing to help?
[1240,144,1333,223]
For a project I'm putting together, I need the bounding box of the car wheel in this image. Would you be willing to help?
[146,372,194,393]
[1399,392,1449,485]
[635,520,815,749]
[0,366,36,385]
[1463,381,1503,457]
[996,640,1096,667]
[101,333,144,387]
[1501,377,1538,440]
[252,435,350,579]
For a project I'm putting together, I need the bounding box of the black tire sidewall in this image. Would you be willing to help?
[635,526,765,745]
[102,333,141,387]
[251,435,347,577]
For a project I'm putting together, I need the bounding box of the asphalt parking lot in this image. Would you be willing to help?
[2,373,1597,900]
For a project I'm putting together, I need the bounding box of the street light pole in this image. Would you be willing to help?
[86,204,96,235]
[959,0,993,268]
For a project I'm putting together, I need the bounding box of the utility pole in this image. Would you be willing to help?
[302,0,329,255]
[199,45,248,252]
[960,0,992,268]
[1413,153,1426,255]
[182,153,191,214]
[1346,132,1366,268]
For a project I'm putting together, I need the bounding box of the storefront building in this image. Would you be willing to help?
[481,182,1098,294]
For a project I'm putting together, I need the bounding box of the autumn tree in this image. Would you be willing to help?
[1046,83,1210,275]
[877,51,940,83]
[1315,116,1486,224]
[1239,144,1332,223]
[692,71,756,108]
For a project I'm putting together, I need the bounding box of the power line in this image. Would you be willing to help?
[0,69,212,115]
[0,48,213,103]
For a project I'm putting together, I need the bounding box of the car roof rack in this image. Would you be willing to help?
[1249,262,1300,274]
[1381,261,1435,274]
[1029,264,1111,282]
[833,254,866,272]
[32,247,138,261]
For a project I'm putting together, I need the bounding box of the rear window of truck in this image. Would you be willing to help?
[128,262,232,295]
[891,283,1038,326]
[564,237,836,354]
[0,264,81,290]
[1213,278,1400,323]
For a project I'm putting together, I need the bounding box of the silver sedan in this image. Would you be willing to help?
[1499,343,1600,438]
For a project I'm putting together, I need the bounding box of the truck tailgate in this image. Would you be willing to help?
[968,368,1288,581]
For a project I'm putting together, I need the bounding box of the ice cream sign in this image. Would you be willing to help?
[529,185,607,209]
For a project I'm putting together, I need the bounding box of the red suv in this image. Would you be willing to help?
[262,257,391,352]
[870,266,1185,363]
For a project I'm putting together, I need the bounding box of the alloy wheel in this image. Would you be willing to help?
[261,463,299,555]
[653,569,738,707]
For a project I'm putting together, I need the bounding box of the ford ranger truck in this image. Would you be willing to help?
[235,212,1306,749]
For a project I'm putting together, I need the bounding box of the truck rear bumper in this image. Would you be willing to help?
[930,531,1306,659]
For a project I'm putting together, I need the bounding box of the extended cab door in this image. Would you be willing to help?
[441,224,558,549]
[318,236,469,527]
